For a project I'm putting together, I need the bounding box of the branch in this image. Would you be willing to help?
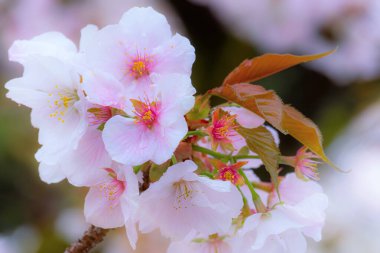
[64,225,109,253]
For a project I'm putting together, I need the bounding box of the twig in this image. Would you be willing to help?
[139,162,151,192]
[64,225,109,253]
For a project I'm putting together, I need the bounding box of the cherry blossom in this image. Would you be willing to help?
[80,7,195,97]
[282,147,320,181]
[236,173,328,253]
[138,160,243,239]
[199,106,279,169]
[84,165,139,248]
[102,74,195,166]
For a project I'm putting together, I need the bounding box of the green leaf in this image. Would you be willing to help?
[149,161,171,182]
[236,146,250,156]
[236,125,281,194]
[186,94,211,120]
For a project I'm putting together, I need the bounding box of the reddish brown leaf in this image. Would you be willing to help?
[223,50,336,85]
[210,84,340,171]
[174,142,193,162]
[281,105,340,170]
[210,83,284,131]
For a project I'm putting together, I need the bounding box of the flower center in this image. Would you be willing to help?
[172,180,197,210]
[208,109,237,142]
[217,162,246,185]
[99,168,126,208]
[222,170,235,182]
[48,85,78,123]
[295,147,320,181]
[212,123,231,140]
[129,52,153,79]
[131,98,159,129]
[88,106,113,126]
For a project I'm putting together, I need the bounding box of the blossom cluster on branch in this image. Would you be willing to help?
[5,7,337,253]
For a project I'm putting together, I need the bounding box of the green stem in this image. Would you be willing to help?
[171,155,177,165]
[199,171,214,179]
[192,145,227,160]
[192,145,260,161]
[185,130,208,138]
[238,169,266,213]
[251,181,273,192]
[233,155,260,160]
[133,165,141,174]
[236,185,248,208]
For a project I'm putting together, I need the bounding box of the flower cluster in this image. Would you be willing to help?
[5,7,333,253]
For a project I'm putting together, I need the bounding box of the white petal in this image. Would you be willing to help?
[38,163,65,184]
[102,116,157,166]
[9,32,76,64]
[119,7,172,48]
[84,186,124,229]
[65,127,112,187]
[82,71,126,108]
[153,33,195,75]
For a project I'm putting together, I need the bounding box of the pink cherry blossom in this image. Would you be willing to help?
[138,160,243,240]
[84,165,139,248]
[4,32,117,186]
[5,55,87,170]
[282,147,320,181]
[102,74,195,166]
[80,7,195,96]
[199,106,279,169]
[236,173,328,252]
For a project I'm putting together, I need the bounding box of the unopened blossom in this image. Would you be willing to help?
[80,7,195,97]
[282,147,320,181]
[84,165,139,248]
[138,160,243,240]
[236,173,328,252]
[102,74,195,166]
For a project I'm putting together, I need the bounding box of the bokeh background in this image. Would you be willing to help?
[1,0,380,252]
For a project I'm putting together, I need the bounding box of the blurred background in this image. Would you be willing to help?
[0,0,379,252]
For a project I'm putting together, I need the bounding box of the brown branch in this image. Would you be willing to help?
[139,167,150,192]
[64,225,109,253]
